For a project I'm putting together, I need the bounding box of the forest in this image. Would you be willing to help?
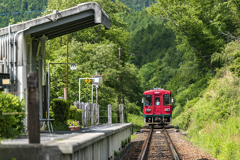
[0,0,48,28]
[1,0,240,158]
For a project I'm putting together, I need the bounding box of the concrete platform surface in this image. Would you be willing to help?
[0,123,132,160]
[1,123,131,145]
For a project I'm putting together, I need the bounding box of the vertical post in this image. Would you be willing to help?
[38,56,43,120]
[96,87,99,124]
[93,104,96,124]
[119,104,124,123]
[108,104,112,124]
[91,103,94,125]
[82,103,85,126]
[64,88,67,100]
[118,47,121,123]
[24,88,28,132]
[86,103,88,126]
[43,85,47,119]
[27,72,40,143]
[79,78,80,103]
[48,63,50,120]
[92,84,93,103]
[87,103,90,126]
[85,103,87,126]
[66,34,68,100]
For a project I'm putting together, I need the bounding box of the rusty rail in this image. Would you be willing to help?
[163,127,180,160]
[139,126,153,160]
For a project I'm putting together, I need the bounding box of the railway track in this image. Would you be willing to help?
[139,126,180,160]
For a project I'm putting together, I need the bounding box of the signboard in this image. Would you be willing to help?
[2,79,10,85]
[70,63,77,70]
[85,78,91,84]
[0,73,10,89]
[92,75,103,85]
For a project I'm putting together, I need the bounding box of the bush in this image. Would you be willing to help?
[0,93,25,138]
[50,99,70,123]
[68,105,82,123]
[50,99,70,131]
[125,102,142,115]
[51,121,70,131]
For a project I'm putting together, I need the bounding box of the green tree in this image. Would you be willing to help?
[148,0,240,75]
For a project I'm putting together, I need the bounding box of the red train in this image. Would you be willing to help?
[143,88,173,126]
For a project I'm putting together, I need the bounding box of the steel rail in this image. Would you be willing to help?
[163,127,181,160]
[139,126,153,160]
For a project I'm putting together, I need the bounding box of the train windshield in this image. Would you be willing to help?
[155,97,160,105]
[143,95,152,106]
[163,94,171,106]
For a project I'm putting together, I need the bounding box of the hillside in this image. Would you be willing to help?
[0,0,47,28]
[1,0,240,158]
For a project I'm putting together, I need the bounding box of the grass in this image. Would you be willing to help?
[172,70,240,159]
[126,113,145,133]
[131,134,139,140]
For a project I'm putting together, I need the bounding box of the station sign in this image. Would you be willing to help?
[0,73,10,89]
[92,75,103,85]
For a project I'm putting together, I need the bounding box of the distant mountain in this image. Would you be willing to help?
[0,0,47,28]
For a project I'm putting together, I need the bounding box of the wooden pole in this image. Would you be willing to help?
[27,72,40,143]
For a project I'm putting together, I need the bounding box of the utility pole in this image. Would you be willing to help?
[118,47,121,123]
[118,47,121,104]
[66,34,69,100]
[95,71,99,124]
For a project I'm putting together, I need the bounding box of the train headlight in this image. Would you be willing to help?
[145,109,151,112]
[165,108,170,111]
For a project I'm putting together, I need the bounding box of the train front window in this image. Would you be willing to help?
[163,94,170,106]
[155,97,160,105]
[144,95,152,106]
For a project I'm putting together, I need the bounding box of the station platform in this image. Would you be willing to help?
[0,123,132,160]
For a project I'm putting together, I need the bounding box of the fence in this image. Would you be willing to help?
[74,102,124,126]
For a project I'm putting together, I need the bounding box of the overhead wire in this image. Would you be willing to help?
[0,10,50,16]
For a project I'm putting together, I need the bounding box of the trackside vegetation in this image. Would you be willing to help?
[0,93,25,138]
[2,0,240,159]
[172,42,240,159]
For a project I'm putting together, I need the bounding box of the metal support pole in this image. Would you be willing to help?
[96,86,99,124]
[79,78,80,103]
[92,84,93,103]
[66,34,68,100]
[47,63,50,120]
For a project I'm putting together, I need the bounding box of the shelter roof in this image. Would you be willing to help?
[0,2,110,39]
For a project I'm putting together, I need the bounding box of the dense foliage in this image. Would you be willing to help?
[49,99,82,130]
[46,0,142,118]
[116,0,156,12]
[2,0,240,158]
[146,0,240,159]
[68,105,82,123]
[0,0,47,28]
[50,99,70,130]
[0,93,25,138]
